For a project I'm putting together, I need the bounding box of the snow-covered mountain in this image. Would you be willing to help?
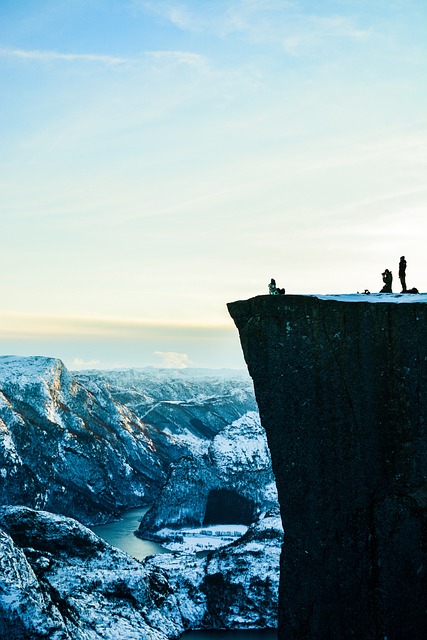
[145,508,281,631]
[138,411,278,540]
[0,357,259,525]
[0,356,168,524]
[0,356,281,635]
[0,505,280,638]
[75,367,257,452]
[0,506,183,639]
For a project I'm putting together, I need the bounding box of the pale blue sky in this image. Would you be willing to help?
[1,1,426,369]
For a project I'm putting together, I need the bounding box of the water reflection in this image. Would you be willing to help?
[91,507,169,560]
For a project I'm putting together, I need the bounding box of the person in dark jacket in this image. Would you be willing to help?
[380,268,393,293]
[399,256,407,293]
[268,278,285,295]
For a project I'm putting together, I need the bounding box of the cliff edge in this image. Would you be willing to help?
[228,294,427,640]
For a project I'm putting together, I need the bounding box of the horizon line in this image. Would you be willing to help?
[0,312,236,339]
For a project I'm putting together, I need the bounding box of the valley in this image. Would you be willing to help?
[0,356,281,638]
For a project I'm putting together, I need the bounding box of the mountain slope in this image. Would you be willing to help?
[0,357,165,524]
[138,411,278,537]
[0,358,258,525]
[0,505,280,638]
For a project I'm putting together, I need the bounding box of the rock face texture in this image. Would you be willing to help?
[145,509,282,631]
[0,357,257,525]
[0,505,280,638]
[0,356,165,524]
[228,294,427,640]
[0,506,184,639]
[138,411,278,537]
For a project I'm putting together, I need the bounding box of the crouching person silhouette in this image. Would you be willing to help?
[380,269,393,293]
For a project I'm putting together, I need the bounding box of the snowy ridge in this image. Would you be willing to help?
[76,366,258,459]
[0,356,166,524]
[145,509,282,631]
[210,411,272,473]
[0,357,260,525]
[0,506,183,640]
[0,506,281,637]
[0,357,279,635]
[311,292,427,303]
[76,367,253,403]
[138,411,278,542]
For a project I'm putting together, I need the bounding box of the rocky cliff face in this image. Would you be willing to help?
[228,294,427,640]
[0,356,166,524]
[0,358,281,636]
[0,505,281,638]
[76,367,257,454]
[138,411,278,537]
[0,358,257,525]
[145,508,282,631]
[0,506,184,639]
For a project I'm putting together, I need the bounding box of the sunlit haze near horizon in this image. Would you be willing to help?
[1,0,426,369]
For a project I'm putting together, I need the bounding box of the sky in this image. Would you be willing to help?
[1,0,426,370]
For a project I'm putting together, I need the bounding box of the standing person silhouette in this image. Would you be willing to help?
[399,256,407,293]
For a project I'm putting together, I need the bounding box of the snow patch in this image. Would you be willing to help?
[156,524,248,553]
[312,292,427,304]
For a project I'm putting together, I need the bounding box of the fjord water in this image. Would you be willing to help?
[92,507,277,640]
[91,507,168,559]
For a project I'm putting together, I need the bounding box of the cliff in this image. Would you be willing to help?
[138,411,278,538]
[0,505,280,637]
[0,357,256,525]
[0,356,165,524]
[228,293,427,640]
[0,506,184,639]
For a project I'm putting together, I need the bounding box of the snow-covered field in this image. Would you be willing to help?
[313,292,427,303]
[155,524,249,553]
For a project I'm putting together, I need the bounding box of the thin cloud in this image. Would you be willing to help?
[310,16,370,40]
[135,1,202,31]
[0,314,234,340]
[0,46,207,69]
[337,186,427,215]
[159,5,196,30]
[0,47,129,65]
[282,15,371,55]
[154,351,193,368]
[72,357,101,368]
[136,1,371,54]
[146,50,207,67]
